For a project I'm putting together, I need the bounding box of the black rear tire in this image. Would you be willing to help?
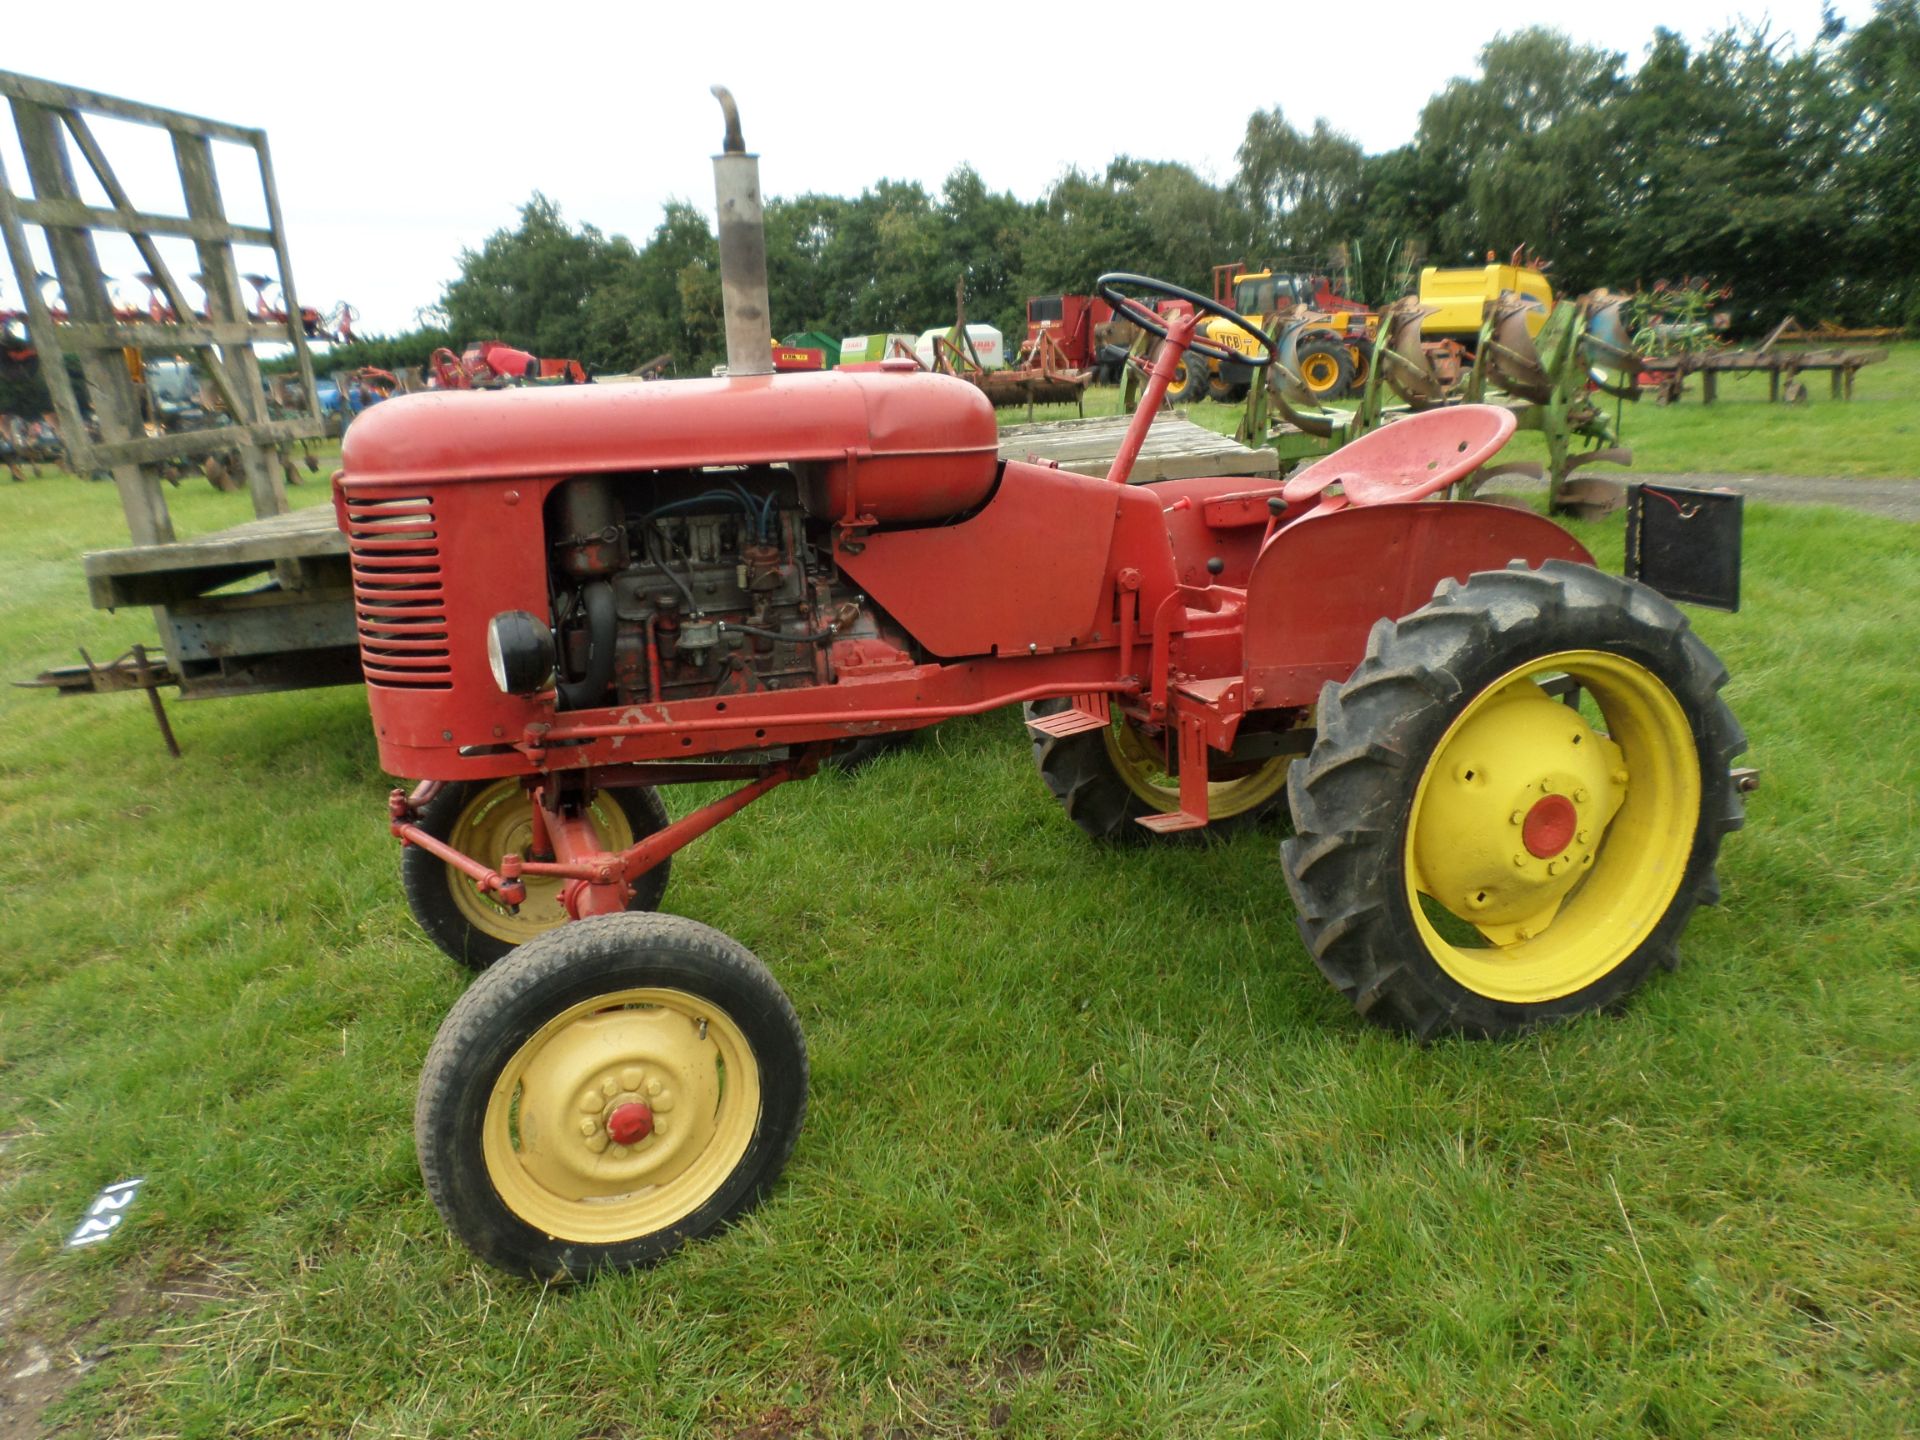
[1281,561,1745,1038]
[416,913,807,1280]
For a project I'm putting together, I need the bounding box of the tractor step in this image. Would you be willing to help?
[1135,809,1207,834]
[1027,693,1109,738]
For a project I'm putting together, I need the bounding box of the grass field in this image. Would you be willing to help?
[1009,341,1920,481]
[1,402,1916,1437]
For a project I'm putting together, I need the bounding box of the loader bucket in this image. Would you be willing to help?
[1377,300,1448,410]
[1484,292,1555,404]
[1579,292,1641,399]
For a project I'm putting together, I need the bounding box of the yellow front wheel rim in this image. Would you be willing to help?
[1104,716,1291,821]
[1404,650,1700,1004]
[1301,352,1341,392]
[446,780,636,945]
[482,987,761,1243]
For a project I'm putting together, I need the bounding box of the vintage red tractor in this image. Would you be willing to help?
[337,92,1746,1280]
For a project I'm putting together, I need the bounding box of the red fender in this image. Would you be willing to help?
[1242,503,1594,709]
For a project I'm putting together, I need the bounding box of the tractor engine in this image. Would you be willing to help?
[540,467,895,711]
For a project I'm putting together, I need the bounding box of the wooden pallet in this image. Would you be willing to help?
[999,412,1279,484]
[70,505,357,698]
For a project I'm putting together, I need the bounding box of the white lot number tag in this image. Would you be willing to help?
[65,1178,145,1249]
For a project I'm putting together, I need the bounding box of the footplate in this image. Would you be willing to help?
[1028,693,1110,738]
[1134,712,1210,833]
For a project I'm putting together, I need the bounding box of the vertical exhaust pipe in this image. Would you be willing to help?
[711,86,774,377]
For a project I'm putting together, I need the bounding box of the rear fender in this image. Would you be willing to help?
[1243,503,1593,708]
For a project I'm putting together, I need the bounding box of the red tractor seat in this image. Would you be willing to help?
[1280,404,1518,513]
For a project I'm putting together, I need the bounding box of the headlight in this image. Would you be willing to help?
[486,610,556,695]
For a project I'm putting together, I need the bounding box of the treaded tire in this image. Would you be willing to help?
[1295,338,1356,401]
[1024,699,1286,844]
[1281,560,1746,1039]
[415,912,807,1281]
[402,782,672,972]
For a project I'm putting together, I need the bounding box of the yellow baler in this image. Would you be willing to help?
[1417,262,1555,342]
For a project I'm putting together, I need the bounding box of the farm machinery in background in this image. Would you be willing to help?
[1243,286,1642,518]
[429,339,592,389]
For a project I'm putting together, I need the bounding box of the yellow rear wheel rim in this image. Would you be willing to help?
[446,780,636,945]
[482,987,760,1243]
[1104,716,1291,822]
[1404,650,1699,1004]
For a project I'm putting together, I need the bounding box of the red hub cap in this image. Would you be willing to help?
[1522,793,1578,859]
[605,1101,654,1145]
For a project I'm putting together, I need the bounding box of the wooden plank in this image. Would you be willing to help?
[173,129,285,522]
[54,320,287,351]
[251,136,323,422]
[13,195,273,245]
[83,504,345,588]
[0,70,260,147]
[10,95,171,544]
[999,413,1279,483]
[90,418,325,467]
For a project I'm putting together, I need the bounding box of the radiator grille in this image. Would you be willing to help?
[345,494,451,689]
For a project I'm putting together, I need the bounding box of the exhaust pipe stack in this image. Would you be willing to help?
[711,86,774,377]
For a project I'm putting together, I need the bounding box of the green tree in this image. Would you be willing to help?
[442,194,633,361]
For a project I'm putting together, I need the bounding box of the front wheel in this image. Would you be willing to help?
[415,913,807,1280]
[1282,560,1746,1038]
[402,779,672,971]
[1167,346,1211,405]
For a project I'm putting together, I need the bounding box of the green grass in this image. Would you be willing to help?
[1,452,1917,1437]
[1007,341,1920,480]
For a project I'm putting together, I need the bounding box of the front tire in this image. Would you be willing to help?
[1281,561,1745,1038]
[402,779,672,971]
[1167,347,1211,405]
[415,913,807,1280]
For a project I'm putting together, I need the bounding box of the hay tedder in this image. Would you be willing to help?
[1247,287,1644,519]
[340,91,1748,1279]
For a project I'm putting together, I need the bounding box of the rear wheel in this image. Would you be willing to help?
[402,779,672,971]
[415,913,806,1280]
[1282,560,1745,1037]
[1026,699,1292,843]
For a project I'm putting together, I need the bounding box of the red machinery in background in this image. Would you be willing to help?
[429,340,591,389]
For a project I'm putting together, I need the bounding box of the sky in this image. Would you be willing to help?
[2,0,1881,341]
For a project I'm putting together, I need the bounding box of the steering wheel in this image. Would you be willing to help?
[1096,272,1276,368]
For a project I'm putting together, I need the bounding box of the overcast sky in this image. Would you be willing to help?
[3,0,1879,340]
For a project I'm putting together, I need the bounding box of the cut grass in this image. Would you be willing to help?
[0,449,1916,1436]
[1007,341,1920,481]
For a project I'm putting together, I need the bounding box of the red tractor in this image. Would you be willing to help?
[339,94,1747,1281]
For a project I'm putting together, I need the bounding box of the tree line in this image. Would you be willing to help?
[117,5,1920,392]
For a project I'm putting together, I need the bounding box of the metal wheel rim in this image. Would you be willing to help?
[446,780,636,944]
[1403,650,1700,1003]
[1103,714,1291,821]
[482,986,761,1243]
[1300,351,1342,393]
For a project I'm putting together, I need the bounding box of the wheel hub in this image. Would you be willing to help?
[1522,793,1578,858]
[605,1100,654,1146]
[1409,683,1627,944]
[511,1008,715,1197]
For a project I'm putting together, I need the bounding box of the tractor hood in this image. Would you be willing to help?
[338,368,999,489]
